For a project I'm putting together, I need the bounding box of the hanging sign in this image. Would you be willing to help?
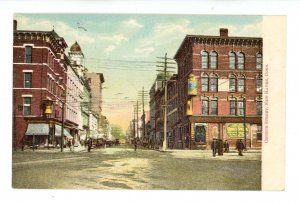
[188,74,197,96]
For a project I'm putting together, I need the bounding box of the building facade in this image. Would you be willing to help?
[68,41,93,142]
[85,72,105,134]
[173,28,263,150]
[13,20,72,149]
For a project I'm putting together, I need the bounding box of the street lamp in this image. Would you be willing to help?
[44,99,53,149]
[243,97,247,150]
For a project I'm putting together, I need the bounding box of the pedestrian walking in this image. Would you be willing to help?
[67,140,72,151]
[133,138,137,151]
[236,139,245,156]
[211,138,218,157]
[224,140,229,153]
[87,137,92,152]
[71,138,75,152]
[218,139,224,156]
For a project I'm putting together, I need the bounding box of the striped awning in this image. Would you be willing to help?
[25,123,49,136]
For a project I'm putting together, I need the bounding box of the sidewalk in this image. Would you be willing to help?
[167,149,262,161]
[21,145,87,153]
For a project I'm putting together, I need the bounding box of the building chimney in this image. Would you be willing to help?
[13,20,17,31]
[220,28,228,38]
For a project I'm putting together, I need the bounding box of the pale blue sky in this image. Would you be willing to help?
[14,14,262,131]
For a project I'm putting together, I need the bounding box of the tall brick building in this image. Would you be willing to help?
[172,28,263,149]
[13,20,72,149]
[85,72,105,134]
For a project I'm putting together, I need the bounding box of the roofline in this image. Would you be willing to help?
[14,29,68,48]
[174,34,263,60]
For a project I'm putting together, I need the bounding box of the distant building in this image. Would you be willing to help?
[173,28,263,149]
[85,72,105,134]
[149,74,164,148]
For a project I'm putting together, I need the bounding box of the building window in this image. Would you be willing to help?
[201,51,208,69]
[229,52,236,69]
[229,75,236,92]
[24,72,32,88]
[23,97,31,116]
[230,100,236,115]
[25,46,32,63]
[257,125,262,140]
[210,99,218,115]
[238,77,245,92]
[238,101,245,116]
[210,51,218,69]
[257,101,262,115]
[210,74,218,92]
[238,52,245,70]
[201,74,209,92]
[257,75,262,93]
[256,53,262,70]
[202,99,208,115]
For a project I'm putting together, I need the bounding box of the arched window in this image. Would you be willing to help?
[238,75,245,92]
[210,73,218,92]
[256,74,262,93]
[201,73,209,92]
[229,52,236,69]
[201,51,208,69]
[238,100,245,116]
[229,98,237,115]
[202,97,209,115]
[229,74,236,92]
[210,51,218,69]
[256,53,262,70]
[238,52,245,70]
[257,100,262,115]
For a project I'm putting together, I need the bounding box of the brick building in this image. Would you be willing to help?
[173,28,263,150]
[85,72,105,135]
[13,20,72,149]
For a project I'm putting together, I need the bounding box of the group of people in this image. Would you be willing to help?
[211,138,245,157]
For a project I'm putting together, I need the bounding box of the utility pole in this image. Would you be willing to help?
[138,86,148,142]
[61,101,65,152]
[133,105,136,142]
[156,53,176,151]
[136,100,139,139]
[243,97,247,150]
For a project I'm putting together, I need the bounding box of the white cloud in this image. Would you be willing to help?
[154,20,193,34]
[104,45,116,55]
[123,19,144,28]
[98,34,128,45]
[134,47,155,56]
[237,22,262,37]
[140,19,194,49]
[15,15,96,47]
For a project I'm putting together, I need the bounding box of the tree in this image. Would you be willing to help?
[99,115,109,138]
[111,124,125,140]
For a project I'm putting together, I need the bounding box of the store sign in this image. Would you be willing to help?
[186,99,192,115]
[226,123,249,138]
[188,74,197,95]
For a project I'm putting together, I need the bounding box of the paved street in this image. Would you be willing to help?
[12,145,261,190]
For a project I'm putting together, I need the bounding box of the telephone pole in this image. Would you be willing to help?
[156,53,176,151]
[61,101,65,152]
[138,86,149,142]
[133,105,136,142]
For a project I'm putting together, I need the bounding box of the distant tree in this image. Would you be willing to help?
[100,116,109,138]
[111,124,125,140]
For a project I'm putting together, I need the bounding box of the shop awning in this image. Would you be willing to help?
[55,125,73,139]
[25,123,49,136]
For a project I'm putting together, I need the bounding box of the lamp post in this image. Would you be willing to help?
[44,99,53,149]
[243,97,247,150]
